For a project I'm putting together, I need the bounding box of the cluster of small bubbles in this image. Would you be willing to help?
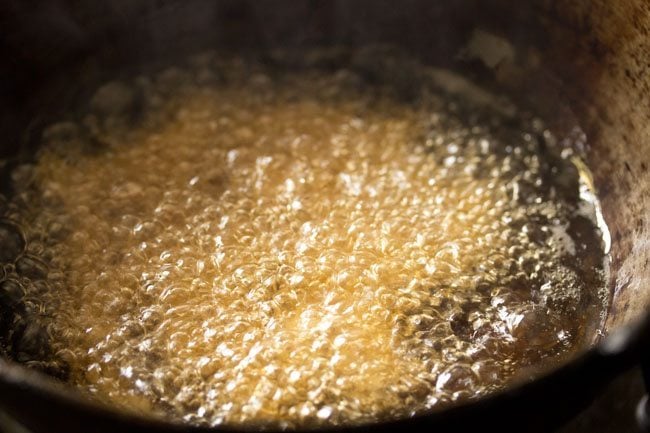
[3,51,607,428]
[0,192,69,379]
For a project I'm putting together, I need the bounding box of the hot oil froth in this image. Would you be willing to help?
[7,56,607,428]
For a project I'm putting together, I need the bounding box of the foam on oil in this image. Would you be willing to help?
[5,53,608,428]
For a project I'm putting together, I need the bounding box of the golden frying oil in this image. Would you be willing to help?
[8,55,607,428]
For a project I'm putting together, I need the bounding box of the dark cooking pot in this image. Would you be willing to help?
[1,1,650,432]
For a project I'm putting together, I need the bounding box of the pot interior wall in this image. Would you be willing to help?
[506,0,650,333]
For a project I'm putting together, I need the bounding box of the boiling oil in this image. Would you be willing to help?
[4,54,608,428]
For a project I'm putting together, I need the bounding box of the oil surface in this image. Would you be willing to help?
[2,53,608,428]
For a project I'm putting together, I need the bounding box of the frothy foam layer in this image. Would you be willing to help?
[5,54,607,428]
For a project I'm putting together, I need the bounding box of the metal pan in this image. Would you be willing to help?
[0,1,648,431]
